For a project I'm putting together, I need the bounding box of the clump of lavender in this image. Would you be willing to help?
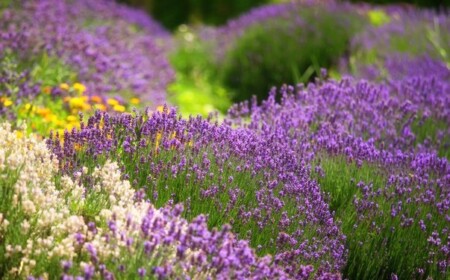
[47,107,347,278]
[229,62,449,156]
[347,6,450,79]
[227,69,449,278]
[1,0,174,106]
[0,122,289,279]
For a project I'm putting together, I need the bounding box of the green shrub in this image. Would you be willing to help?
[221,8,364,103]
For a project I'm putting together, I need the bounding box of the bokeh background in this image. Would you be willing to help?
[119,0,450,30]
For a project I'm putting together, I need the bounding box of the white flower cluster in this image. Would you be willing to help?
[0,123,85,276]
[0,122,185,278]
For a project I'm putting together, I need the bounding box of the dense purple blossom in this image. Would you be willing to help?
[47,107,348,278]
[226,62,450,277]
[347,6,450,80]
[228,60,449,154]
[1,0,174,105]
[59,205,291,279]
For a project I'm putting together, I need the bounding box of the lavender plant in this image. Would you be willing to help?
[348,6,450,79]
[227,66,449,278]
[46,108,347,278]
[0,122,290,279]
[0,0,174,106]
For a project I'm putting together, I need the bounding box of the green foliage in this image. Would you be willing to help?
[28,53,78,87]
[313,155,448,279]
[168,26,231,116]
[221,8,364,103]
[0,168,23,278]
[412,117,449,159]
[367,9,391,26]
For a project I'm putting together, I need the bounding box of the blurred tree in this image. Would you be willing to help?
[117,0,269,30]
[349,0,450,10]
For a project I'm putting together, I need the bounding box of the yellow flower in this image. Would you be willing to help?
[156,105,164,112]
[130,97,140,105]
[94,104,107,111]
[56,119,65,127]
[73,83,87,95]
[66,122,80,131]
[15,131,24,139]
[19,104,35,115]
[3,98,13,107]
[107,98,119,106]
[113,104,125,112]
[69,96,89,110]
[67,115,78,123]
[155,132,162,149]
[59,83,70,91]
[44,113,58,123]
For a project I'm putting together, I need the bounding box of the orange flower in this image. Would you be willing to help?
[74,143,83,151]
[90,95,103,104]
[42,86,52,95]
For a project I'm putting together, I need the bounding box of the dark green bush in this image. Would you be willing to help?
[118,0,269,30]
[350,0,450,9]
[221,8,364,103]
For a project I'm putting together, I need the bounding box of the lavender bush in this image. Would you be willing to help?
[0,122,291,279]
[226,63,449,278]
[46,107,347,278]
[347,6,450,80]
[0,0,174,106]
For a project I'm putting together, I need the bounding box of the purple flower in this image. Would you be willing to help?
[138,267,146,278]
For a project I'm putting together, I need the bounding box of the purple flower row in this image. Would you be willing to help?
[47,107,348,278]
[1,0,174,106]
